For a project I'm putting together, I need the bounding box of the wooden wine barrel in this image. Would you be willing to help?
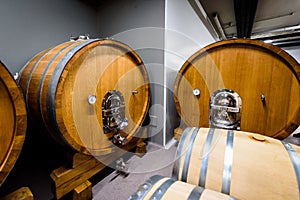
[173,127,300,199]
[18,39,150,155]
[0,61,27,186]
[174,39,300,139]
[129,175,237,200]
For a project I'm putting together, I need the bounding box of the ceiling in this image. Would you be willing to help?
[197,0,300,47]
[81,0,300,48]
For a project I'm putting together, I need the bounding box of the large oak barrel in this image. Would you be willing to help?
[173,127,300,199]
[129,175,237,200]
[0,61,27,186]
[174,39,300,139]
[18,39,150,155]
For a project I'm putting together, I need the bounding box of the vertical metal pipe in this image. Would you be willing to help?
[234,0,258,38]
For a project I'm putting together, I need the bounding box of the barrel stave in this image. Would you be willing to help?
[174,127,300,199]
[174,39,300,139]
[0,61,27,186]
[129,175,237,200]
[19,39,150,155]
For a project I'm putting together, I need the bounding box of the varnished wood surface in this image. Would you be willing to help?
[174,127,300,199]
[0,187,33,200]
[19,39,150,155]
[0,61,27,186]
[174,39,300,139]
[51,155,105,199]
[173,124,187,141]
[73,180,92,200]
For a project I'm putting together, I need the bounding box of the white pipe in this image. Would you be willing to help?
[213,13,227,40]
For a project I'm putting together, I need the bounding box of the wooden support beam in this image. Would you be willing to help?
[0,187,33,200]
[51,137,145,199]
[73,180,92,200]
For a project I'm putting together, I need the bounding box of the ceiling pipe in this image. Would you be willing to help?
[255,33,300,47]
[273,39,300,48]
[188,0,220,40]
[251,24,300,39]
[213,13,227,40]
[234,0,258,38]
[266,35,300,43]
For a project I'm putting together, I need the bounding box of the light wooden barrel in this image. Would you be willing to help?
[18,39,150,155]
[174,39,300,139]
[0,61,27,186]
[129,175,237,200]
[173,127,300,199]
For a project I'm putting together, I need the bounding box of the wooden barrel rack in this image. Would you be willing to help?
[50,135,146,199]
[0,187,33,200]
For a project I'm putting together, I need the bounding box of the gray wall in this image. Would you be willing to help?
[96,0,218,146]
[97,0,166,145]
[0,2,98,198]
[97,0,165,37]
[285,47,300,63]
[164,0,216,146]
[0,0,98,75]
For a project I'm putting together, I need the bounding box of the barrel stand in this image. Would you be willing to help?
[0,187,33,200]
[50,136,147,200]
[174,124,187,141]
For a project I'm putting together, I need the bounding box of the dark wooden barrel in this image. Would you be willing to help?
[18,39,150,155]
[173,127,300,199]
[0,61,27,186]
[174,39,300,139]
[129,175,237,200]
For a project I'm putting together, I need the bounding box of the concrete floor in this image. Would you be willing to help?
[92,141,176,200]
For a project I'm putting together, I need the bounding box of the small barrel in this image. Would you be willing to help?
[18,39,150,155]
[0,61,27,186]
[174,39,300,139]
[129,175,237,200]
[173,127,300,199]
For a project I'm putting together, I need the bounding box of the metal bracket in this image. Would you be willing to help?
[112,133,127,146]
[70,34,90,41]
